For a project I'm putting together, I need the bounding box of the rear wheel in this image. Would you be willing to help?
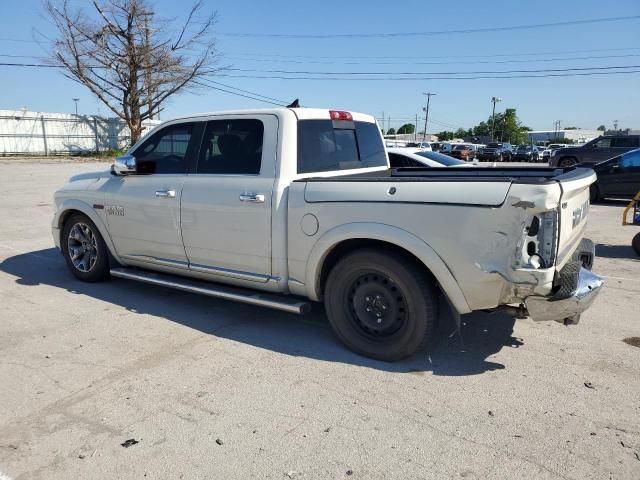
[559,157,578,167]
[61,213,110,282]
[324,249,438,361]
[589,184,601,203]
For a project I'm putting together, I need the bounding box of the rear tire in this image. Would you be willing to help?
[324,249,438,361]
[589,184,601,203]
[559,157,578,167]
[632,233,640,256]
[61,213,110,282]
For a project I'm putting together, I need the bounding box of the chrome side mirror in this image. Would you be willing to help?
[112,155,137,175]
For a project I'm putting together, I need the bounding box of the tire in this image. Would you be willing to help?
[61,213,110,282]
[632,233,640,257]
[589,184,601,203]
[552,261,581,300]
[559,157,578,167]
[324,249,438,361]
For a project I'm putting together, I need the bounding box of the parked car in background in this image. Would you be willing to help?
[440,143,453,154]
[550,135,640,167]
[449,144,475,161]
[513,145,541,162]
[405,141,432,151]
[477,142,514,162]
[430,142,442,152]
[387,147,467,167]
[588,148,640,202]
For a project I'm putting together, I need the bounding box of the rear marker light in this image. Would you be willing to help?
[329,110,353,121]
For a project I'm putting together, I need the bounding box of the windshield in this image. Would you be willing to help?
[517,145,532,151]
[486,142,502,148]
[453,145,468,151]
[416,151,466,166]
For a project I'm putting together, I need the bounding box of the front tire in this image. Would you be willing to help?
[324,249,438,361]
[61,213,110,282]
[589,184,601,203]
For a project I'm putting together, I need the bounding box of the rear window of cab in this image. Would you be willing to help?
[297,120,387,174]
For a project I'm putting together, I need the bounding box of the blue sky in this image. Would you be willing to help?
[1,0,639,132]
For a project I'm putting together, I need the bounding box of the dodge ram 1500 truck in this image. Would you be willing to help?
[52,108,603,361]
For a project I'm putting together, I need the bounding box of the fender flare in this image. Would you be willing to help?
[55,199,122,264]
[304,222,472,314]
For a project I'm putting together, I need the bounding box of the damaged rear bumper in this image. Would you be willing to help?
[525,267,603,324]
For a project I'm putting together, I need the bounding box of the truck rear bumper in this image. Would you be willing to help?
[525,267,603,324]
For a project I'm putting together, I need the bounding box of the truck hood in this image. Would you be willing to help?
[69,169,112,183]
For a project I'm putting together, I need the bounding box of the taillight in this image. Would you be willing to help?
[329,110,353,121]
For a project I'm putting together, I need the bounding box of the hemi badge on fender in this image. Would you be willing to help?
[93,204,104,210]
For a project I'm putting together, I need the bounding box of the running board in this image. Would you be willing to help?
[110,267,311,315]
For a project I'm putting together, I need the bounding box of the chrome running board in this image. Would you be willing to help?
[110,267,311,315]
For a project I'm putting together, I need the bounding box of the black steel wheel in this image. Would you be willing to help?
[324,249,438,361]
[632,232,640,256]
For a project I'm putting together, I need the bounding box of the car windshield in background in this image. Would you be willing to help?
[486,143,503,148]
[517,146,533,151]
[297,120,387,173]
[416,151,466,166]
[453,145,468,151]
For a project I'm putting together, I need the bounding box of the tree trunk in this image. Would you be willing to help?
[129,119,143,145]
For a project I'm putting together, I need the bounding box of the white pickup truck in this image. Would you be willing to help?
[52,108,603,361]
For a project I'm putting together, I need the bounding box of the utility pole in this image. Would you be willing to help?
[72,98,79,116]
[490,96,502,141]
[415,113,418,141]
[422,92,436,142]
[613,119,619,131]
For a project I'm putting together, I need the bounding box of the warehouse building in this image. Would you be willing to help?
[526,129,601,144]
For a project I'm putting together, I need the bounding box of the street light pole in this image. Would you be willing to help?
[490,96,502,141]
[72,98,80,116]
[422,92,436,142]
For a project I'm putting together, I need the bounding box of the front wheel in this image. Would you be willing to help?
[324,249,438,361]
[61,213,110,282]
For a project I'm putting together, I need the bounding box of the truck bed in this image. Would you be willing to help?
[298,166,584,184]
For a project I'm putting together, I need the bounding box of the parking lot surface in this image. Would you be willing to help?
[1,160,639,479]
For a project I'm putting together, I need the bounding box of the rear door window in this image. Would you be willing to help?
[297,120,387,174]
[612,136,640,148]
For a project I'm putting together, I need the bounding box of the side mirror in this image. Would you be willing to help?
[112,155,137,175]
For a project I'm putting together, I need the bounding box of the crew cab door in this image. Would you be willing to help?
[582,137,616,163]
[104,121,201,267]
[606,150,640,196]
[180,115,278,282]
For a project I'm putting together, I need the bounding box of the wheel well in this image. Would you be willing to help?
[59,209,83,229]
[318,239,438,298]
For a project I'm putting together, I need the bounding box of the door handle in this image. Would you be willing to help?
[239,193,265,203]
[155,190,176,198]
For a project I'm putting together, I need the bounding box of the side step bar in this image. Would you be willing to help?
[110,267,311,315]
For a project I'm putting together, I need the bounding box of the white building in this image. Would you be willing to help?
[527,129,602,144]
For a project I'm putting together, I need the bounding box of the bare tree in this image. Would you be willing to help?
[44,0,220,143]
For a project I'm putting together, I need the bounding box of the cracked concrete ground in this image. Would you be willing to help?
[0,160,639,480]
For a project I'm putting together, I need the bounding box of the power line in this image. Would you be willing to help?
[191,80,286,106]
[214,69,640,81]
[2,61,639,82]
[226,53,640,66]
[197,79,289,104]
[224,64,640,76]
[219,15,640,39]
[226,46,640,60]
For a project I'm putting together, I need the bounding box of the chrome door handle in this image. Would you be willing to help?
[155,190,176,198]
[239,193,265,203]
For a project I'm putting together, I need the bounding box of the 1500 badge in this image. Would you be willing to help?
[105,205,125,216]
[572,200,589,229]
